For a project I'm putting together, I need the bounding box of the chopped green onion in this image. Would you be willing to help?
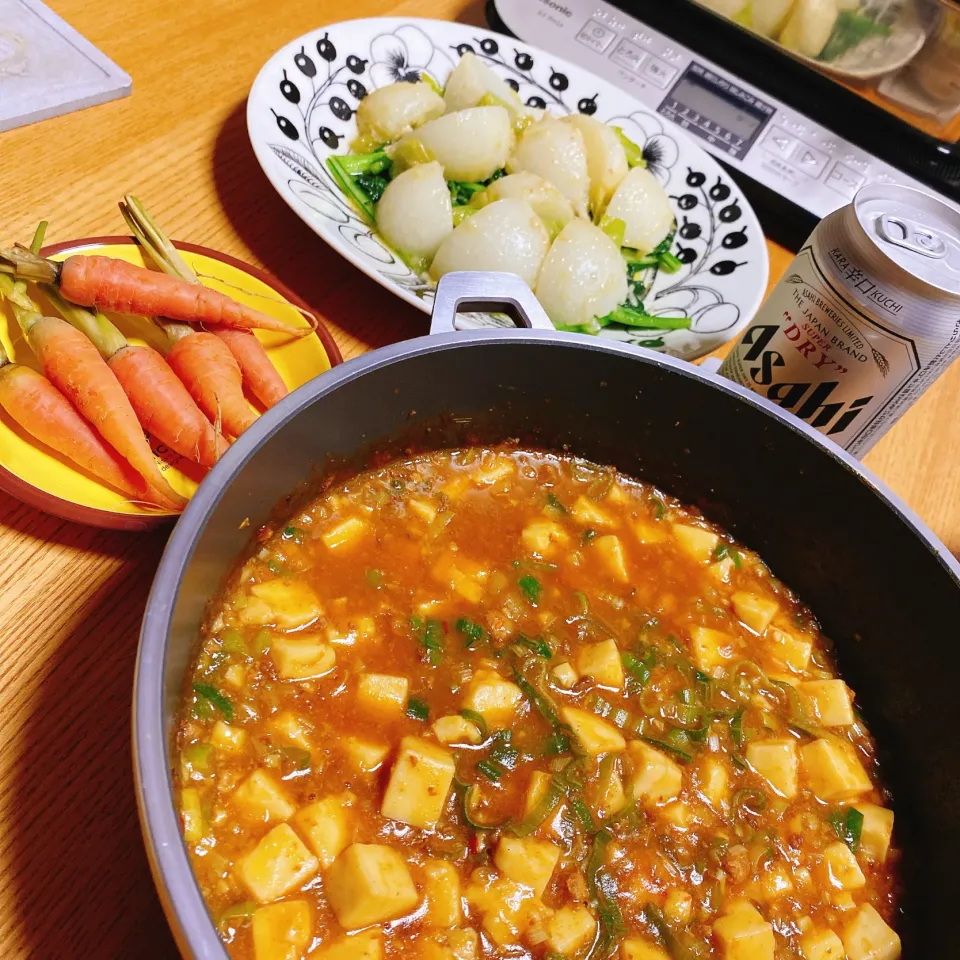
[193,683,233,722]
[545,493,567,515]
[828,807,864,853]
[587,829,626,953]
[460,708,488,739]
[510,774,564,837]
[266,558,288,576]
[477,758,504,781]
[591,696,613,719]
[581,528,597,545]
[515,634,552,659]
[572,591,589,615]
[623,651,654,686]
[278,746,312,771]
[220,629,248,656]
[518,575,542,605]
[182,743,213,772]
[456,617,486,648]
[411,616,444,665]
[281,525,306,543]
[461,783,511,830]
[406,697,430,721]
[217,900,257,930]
[650,496,666,520]
[733,787,767,817]
[729,709,746,748]
[638,735,692,762]
[252,628,272,656]
[544,729,571,755]
[489,741,520,771]
[335,149,391,175]
[712,543,742,568]
[365,568,384,588]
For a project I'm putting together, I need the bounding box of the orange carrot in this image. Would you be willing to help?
[211,327,289,408]
[43,287,229,469]
[108,344,229,467]
[26,315,186,510]
[165,331,258,438]
[0,359,149,500]
[57,255,307,335]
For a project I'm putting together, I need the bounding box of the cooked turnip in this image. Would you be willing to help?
[562,114,629,217]
[429,199,549,287]
[507,119,590,218]
[443,52,523,114]
[753,0,796,36]
[394,106,513,182]
[780,0,838,57]
[604,166,674,255]
[481,172,575,238]
[535,220,627,328]
[354,82,445,147]
[375,162,453,266]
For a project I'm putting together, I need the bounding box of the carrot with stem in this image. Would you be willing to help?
[0,245,312,337]
[0,274,186,510]
[44,288,228,468]
[0,336,150,500]
[119,195,290,409]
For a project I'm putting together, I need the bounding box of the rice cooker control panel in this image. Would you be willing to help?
[491,0,926,220]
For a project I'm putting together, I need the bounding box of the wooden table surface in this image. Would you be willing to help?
[1,1,957,956]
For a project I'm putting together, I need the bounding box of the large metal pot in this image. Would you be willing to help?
[135,274,960,959]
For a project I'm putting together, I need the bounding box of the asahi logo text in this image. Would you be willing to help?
[828,245,904,315]
[739,324,873,436]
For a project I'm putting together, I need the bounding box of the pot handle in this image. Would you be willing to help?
[429,272,555,335]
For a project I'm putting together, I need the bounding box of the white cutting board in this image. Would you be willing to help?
[0,0,131,133]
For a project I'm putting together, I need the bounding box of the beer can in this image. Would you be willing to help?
[718,183,960,456]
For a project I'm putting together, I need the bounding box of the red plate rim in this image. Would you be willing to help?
[0,236,343,532]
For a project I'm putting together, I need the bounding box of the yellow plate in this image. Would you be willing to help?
[0,237,341,530]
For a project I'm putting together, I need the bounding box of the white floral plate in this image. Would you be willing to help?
[247,17,769,360]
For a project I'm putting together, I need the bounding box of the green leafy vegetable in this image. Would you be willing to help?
[406,697,430,721]
[613,127,646,168]
[516,634,552,659]
[821,10,891,62]
[601,305,692,329]
[193,683,233,722]
[545,492,567,515]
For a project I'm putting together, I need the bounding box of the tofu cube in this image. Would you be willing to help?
[242,578,323,629]
[495,835,561,896]
[799,929,845,960]
[696,755,731,810]
[408,498,438,523]
[822,841,866,890]
[239,824,319,902]
[315,930,382,960]
[712,900,775,960]
[592,768,628,820]
[594,534,630,582]
[293,792,355,868]
[708,557,735,584]
[223,663,248,690]
[766,627,812,673]
[252,901,312,960]
[180,788,204,844]
[267,711,312,750]
[747,863,794,903]
[464,875,547,947]
[525,770,560,818]
[664,890,693,925]
[522,520,570,558]
[659,800,697,830]
[855,803,894,863]
[576,638,625,689]
[672,524,719,562]
[633,519,668,545]
[798,680,854,727]
[321,516,370,550]
[271,637,336,681]
[621,941,672,960]
[841,904,901,960]
[381,736,455,828]
[627,742,683,804]
[423,859,461,927]
[561,707,626,756]
[462,669,523,726]
[690,627,737,676]
[343,737,389,772]
[233,770,295,823]
[732,592,779,634]
[432,554,486,604]
[746,739,798,799]
[800,739,872,802]
[325,843,419,929]
[546,906,597,954]
[571,495,615,528]
[551,661,579,689]
[433,714,483,745]
[357,674,409,715]
[210,720,247,753]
